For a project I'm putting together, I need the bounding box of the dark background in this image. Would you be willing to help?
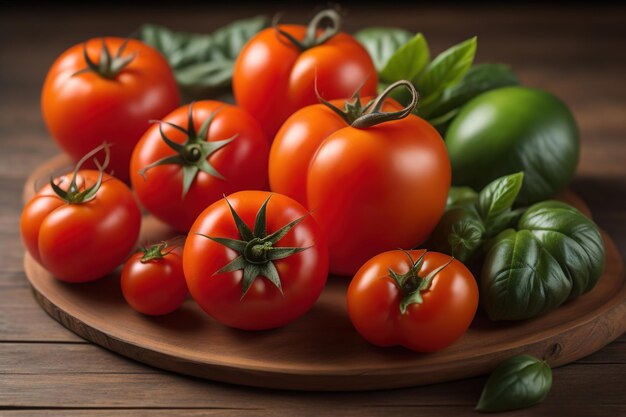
[1,4,625,417]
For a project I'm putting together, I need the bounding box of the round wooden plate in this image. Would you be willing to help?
[22,155,626,391]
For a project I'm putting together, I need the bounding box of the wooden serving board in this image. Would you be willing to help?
[22,155,626,391]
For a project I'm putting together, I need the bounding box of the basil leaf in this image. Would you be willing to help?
[414,36,477,106]
[446,186,478,210]
[355,27,414,73]
[519,201,606,298]
[478,172,524,229]
[429,205,485,263]
[139,16,268,100]
[380,33,429,83]
[477,355,552,413]
[481,229,572,320]
[419,63,519,119]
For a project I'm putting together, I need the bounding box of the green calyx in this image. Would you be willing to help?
[389,250,454,314]
[273,8,341,52]
[73,38,137,79]
[139,103,237,198]
[139,241,173,263]
[50,143,111,204]
[319,80,418,129]
[198,195,311,299]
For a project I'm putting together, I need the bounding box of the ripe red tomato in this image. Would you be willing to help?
[270,95,403,206]
[121,242,187,316]
[42,37,180,182]
[270,81,451,275]
[347,250,479,352]
[20,148,141,283]
[183,191,328,330]
[233,9,378,138]
[130,100,269,232]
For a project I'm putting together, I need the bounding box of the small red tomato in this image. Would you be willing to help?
[183,191,328,330]
[347,250,479,353]
[233,8,378,138]
[130,100,269,232]
[121,242,188,316]
[42,37,180,182]
[20,145,141,283]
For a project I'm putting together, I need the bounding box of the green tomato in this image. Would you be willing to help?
[445,86,579,205]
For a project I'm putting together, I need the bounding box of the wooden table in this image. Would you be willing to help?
[1,5,625,416]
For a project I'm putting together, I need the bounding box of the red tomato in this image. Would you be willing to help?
[130,100,269,232]
[20,148,141,283]
[42,37,180,182]
[233,9,378,138]
[269,96,403,206]
[347,250,479,352]
[270,81,451,275]
[183,191,328,330]
[121,242,187,316]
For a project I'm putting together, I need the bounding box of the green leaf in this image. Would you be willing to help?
[428,205,485,263]
[414,36,477,106]
[480,229,572,320]
[478,172,524,228]
[519,201,606,298]
[477,355,552,412]
[446,186,478,210]
[380,33,429,83]
[419,63,519,119]
[139,16,268,100]
[354,27,414,73]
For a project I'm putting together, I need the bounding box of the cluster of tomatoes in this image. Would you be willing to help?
[22,10,479,353]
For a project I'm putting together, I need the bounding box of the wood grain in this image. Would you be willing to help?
[2,5,626,415]
[20,155,626,390]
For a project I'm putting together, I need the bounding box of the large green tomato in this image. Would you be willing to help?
[445,87,579,205]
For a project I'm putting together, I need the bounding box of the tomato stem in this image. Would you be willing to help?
[139,102,236,198]
[49,143,111,204]
[351,80,418,128]
[388,250,455,314]
[272,8,341,52]
[197,195,311,299]
[73,38,137,79]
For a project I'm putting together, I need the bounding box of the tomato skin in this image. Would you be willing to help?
[20,171,141,283]
[347,250,479,352]
[130,101,269,232]
[233,26,378,138]
[269,97,402,207]
[41,37,180,182]
[183,191,328,330]
[121,249,187,316]
[300,113,449,276]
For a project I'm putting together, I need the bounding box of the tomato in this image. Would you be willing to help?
[233,9,378,138]
[130,100,269,232]
[42,37,180,182]
[183,191,328,330]
[347,250,479,352]
[270,81,451,275]
[20,146,141,283]
[269,95,403,206]
[121,242,187,316]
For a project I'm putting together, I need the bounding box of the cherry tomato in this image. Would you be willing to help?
[42,37,180,182]
[183,191,328,330]
[130,100,269,232]
[270,81,451,275]
[21,147,141,283]
[233,9,378,138]
[121,242,187,316]
[347,250,479,352]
